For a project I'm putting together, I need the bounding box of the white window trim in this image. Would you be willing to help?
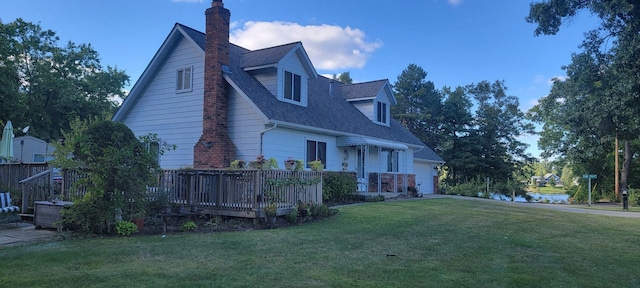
[176,66,193,93]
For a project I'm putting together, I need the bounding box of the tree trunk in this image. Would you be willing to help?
[620,140,631,199]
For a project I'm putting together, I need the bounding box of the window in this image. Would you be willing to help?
[377,102,387,123]
[176,67,192,92]
[384,149,398,172]
[284,71,301,102]
[306,140,327,167]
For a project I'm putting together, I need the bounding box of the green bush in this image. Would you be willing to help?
[446,178,485,197]
[57,120,158,234]
[322,172,357,203]
[180,221,197,232]
[115,221,138,236]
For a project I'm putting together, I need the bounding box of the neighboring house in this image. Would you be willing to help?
[112,0,443,194]
[532,173,562,186]
[13,136,55,163]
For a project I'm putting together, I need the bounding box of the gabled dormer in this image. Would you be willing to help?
[240,42,317,107]
[340,80,396,127]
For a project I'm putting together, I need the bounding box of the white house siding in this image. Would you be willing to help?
[228,88,266,162]
[122,36,204,169]
[252,71,277,96]
[261,128,347,171]
[352,101,374,121]
[12,136,55,163]
[414,160,437,194]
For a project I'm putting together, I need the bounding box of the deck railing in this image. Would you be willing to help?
[63,168,323,218]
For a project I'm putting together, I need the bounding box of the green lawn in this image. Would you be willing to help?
[2,198,640,287]
[528,185,568,194]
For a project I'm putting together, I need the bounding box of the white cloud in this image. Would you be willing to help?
[548,75,567,85]
[448,0,462,6]
[230,21,382,70]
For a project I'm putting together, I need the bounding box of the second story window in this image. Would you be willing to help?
[284,71,301,102]
[377,102,387,124]
[176,67,192,93]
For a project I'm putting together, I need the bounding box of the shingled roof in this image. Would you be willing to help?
[178,24,443,163]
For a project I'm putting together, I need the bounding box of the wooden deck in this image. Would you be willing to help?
[64,168,323,219]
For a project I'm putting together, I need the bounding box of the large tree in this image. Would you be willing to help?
[392,64,444,153]
[527,0,640,195]
[466,80,534,182]
[0,19,128,141]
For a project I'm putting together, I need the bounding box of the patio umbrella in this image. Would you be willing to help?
[0,120,15,162]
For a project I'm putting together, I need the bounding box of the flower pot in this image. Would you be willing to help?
[132,217,144,230]
[284,161,295,170]
[261,162,272,171]
[251,161,262,169]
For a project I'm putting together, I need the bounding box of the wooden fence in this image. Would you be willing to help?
[0,163,51,191]
[63,169,323,219]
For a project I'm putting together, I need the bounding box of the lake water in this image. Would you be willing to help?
[482,192,571,204]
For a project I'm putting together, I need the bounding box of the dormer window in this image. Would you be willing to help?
[284,71,301,102]
[176,66,192,93]
[376,101,387,124]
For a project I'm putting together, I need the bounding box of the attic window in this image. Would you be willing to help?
[176,67,192,93]
[376,102,387,124]
[284,71,301,102]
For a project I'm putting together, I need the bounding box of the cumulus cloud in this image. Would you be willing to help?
[230,21,382,70]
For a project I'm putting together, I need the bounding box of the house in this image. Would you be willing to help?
[112,0,443,194]
[531,173,562,187]
[12,136,55,163]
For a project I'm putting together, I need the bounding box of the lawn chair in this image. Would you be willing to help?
[0,192,20,225]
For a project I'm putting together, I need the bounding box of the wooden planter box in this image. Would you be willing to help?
[34,201,73,230]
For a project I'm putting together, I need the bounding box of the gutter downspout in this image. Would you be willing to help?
[259,123,278,155]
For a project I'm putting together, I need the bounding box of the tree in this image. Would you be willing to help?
[466,80,534,182]
[55,120,157,234]
[440,86,480,184]
[527,0,640,196]
[0,19,129,141]
[333,71,353,84]
[392,64,444,153]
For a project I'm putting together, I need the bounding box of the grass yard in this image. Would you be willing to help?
[528,185,568,194]
[2,198,640,287]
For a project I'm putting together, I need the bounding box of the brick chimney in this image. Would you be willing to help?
[193,0,236,169]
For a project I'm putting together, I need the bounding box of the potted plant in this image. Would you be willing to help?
[230,159,245,170]
[131,210,146,230]
[308,160,324,172]
[294,159,304,171]
[284,157,296,170]
[265,157,278,170]
[263,202,277,227]
[251,154,265,169]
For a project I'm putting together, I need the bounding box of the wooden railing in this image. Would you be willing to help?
[0,163,50,191]
[63,168,323,218]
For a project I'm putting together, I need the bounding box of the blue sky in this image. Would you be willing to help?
[1,0,600,158]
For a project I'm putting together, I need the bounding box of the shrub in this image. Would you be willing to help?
[115,221,138,236]
[322,172,357,203]
[56,120,159,234]
[180,221,197,232]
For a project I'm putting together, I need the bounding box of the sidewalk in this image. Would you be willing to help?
[0,222,56,247]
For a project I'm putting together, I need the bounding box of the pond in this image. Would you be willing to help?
[482,192,571,204]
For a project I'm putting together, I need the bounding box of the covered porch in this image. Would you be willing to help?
[337,136,416,196]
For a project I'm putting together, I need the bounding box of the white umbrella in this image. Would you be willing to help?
[0,120,15,162]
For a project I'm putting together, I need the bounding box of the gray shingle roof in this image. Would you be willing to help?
[177,24,443,163]
[339,80,387,100]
